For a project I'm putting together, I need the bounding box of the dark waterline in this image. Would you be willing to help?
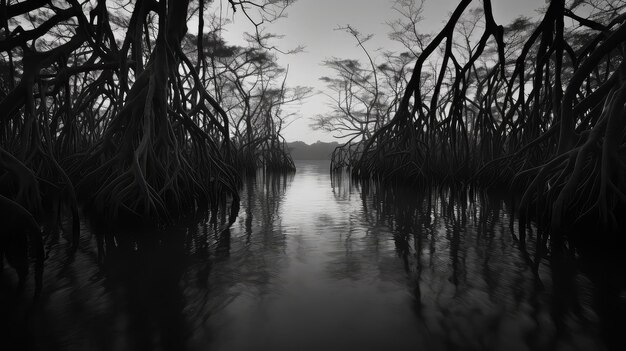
[1,160,623,350]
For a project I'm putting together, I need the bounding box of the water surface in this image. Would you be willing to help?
[1,160,622,350]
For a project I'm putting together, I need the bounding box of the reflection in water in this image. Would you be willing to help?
[1,160,624,350]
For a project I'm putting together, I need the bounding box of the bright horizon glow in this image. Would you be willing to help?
[212,0,545,144]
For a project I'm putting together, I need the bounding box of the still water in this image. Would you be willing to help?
[1,160,623,350]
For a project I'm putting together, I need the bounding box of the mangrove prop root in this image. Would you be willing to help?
[334,1,626,240]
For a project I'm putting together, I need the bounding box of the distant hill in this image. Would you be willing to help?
[286,141,340,160]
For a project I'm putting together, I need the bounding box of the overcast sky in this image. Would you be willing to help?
[219,0,546,144]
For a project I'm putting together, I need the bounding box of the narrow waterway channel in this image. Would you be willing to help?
[1,160,622,351]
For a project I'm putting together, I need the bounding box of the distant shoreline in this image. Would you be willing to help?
[286,141,340,160]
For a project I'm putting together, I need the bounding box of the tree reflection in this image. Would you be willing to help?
[0,169,294,350]
[332,169,622,350]
[183,169,293,347]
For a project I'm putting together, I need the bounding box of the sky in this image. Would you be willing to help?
[218,0,546,144]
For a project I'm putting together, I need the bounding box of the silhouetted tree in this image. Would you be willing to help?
[328,0,626,241]
[0,0,297,230]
